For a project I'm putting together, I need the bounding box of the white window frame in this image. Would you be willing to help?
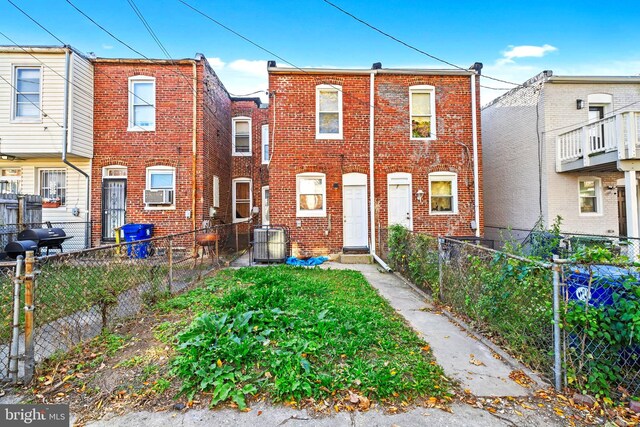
[409,85,436,140]
[296,172,326,218]
[102,165,128,179]
[128,76,156,131]
[261,124,269,164]
[316,84,343,140]
[39,169,67,206]
[261,185,270,225]
[578,177,603,216]
[232,116,252,156]
[429,172,458,215]
[213,175,220,208]
[12,66,42,122]
[232,178,252,223]
[145,166,175,210]
[0,168,22,194]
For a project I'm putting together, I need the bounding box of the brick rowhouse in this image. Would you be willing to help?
[267,62,484,256]
[91,55,234,244]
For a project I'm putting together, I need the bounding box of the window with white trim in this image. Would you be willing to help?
[261,124,269,163]
[232,178,252,222]
[262,186,270,225]
[128,76,155,131]
[316,85,342,139]
[233,117,251,155]
[145,166,175,208]
[579,177,602,215]
[296,173,326,217]
[410,85,436,139]
[13,67,41,120]
[213,175,220,208]
[40,169,66,205]
[429,172,457,214]
[0,168,22,194]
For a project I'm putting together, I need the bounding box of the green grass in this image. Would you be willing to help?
[163,266,450,410]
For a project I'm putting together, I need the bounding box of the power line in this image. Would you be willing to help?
[177,0,379,112]
[321,0,521,88]
[6,0,65,45]
[64,0,250,142]
[0,73,63,128]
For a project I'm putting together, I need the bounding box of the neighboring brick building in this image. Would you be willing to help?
[267,62,484,257]
[91,55,235,244]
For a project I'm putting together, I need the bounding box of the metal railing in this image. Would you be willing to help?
[0,222,247,385]
[557,111,640,166]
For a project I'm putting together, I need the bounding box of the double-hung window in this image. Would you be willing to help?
[429,172,457,214]
[129,76,155,131]
[579,178,602,215]
[40,169,66,205]
[410,85,436,139]
[296,173,326,217]
[233,117,251,155]
[14,67,41,120]
[233,178,252,222]
[316,85,342,139]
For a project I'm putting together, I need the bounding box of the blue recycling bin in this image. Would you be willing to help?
[121,223,154,259]
[566,265,638,307]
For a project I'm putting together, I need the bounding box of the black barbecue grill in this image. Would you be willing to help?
[4,228,73,259]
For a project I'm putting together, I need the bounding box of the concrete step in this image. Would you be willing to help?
[339,253,373,264]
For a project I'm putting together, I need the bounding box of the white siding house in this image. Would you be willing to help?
[0,46,93,247]
[482,71,640,242]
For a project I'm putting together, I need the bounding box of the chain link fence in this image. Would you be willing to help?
[0,222,248,385]
[383,225,640,399]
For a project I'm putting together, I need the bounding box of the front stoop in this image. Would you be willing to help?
[339,253,373,264]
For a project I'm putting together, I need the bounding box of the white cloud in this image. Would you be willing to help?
[497,44,557,66]
[206,57,225,70]
[228,59,267,77]
[202,56,268,102]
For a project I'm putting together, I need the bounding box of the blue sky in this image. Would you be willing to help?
[2,0,640,103]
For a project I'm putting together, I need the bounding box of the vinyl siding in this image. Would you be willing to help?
[68,51,93,157]
[0,49,93,158]
[3,157,90,246]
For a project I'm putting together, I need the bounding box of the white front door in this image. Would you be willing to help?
[388,184,412,229]
[343,185,368,247]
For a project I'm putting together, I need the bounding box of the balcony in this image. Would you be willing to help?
[556,111,640,172]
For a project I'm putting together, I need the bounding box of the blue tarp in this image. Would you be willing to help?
[286,256,329,266]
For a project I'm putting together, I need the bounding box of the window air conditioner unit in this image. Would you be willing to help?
[144,189,174,205]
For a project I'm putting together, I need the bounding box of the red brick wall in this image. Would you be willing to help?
[91,59,232,245]
[268,71,484,256]
[230,99,269,226]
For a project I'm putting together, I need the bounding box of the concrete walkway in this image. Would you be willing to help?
[321,261,540,397]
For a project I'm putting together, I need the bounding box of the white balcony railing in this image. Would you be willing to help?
[557,111,640,170]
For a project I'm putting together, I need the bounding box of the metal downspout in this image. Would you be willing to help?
[192,61,197,233]
[61,47,91,248]
[470,73,480,238]
[369,70,392,272]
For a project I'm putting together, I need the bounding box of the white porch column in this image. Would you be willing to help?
[625,171,639,240]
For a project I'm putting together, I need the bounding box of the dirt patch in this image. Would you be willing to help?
[16,309,205,426]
